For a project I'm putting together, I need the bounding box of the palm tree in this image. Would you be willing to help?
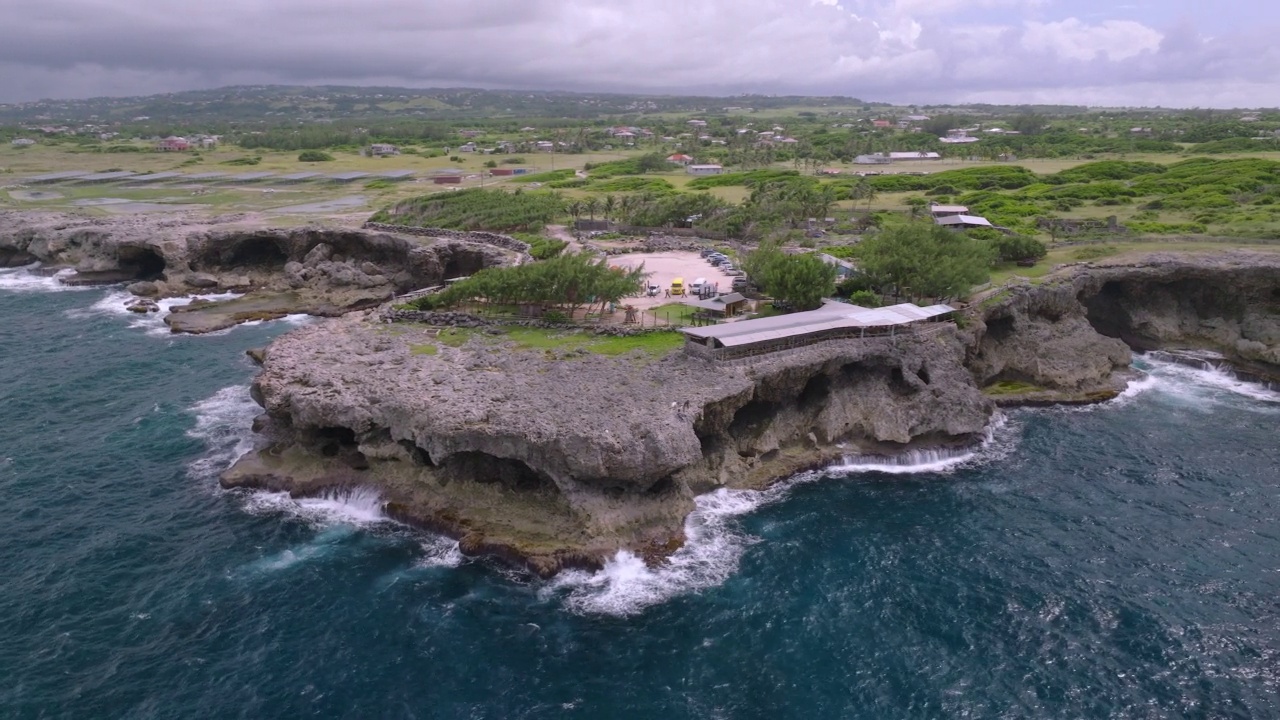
[568,201,584,222]
[603,194,617,224]
[585,196,601,221]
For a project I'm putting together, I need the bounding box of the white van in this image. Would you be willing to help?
[690,277,708,295]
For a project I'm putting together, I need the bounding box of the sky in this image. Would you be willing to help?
[0,0,1276,108]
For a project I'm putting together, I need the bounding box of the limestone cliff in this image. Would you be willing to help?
[0,211,515,332]
[222,316,991,576]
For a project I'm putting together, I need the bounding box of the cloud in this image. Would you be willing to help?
[0,0,1274,107]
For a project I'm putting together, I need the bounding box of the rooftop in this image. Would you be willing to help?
[683,301,953,348]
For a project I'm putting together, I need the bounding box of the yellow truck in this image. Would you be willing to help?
[670,277,685,296]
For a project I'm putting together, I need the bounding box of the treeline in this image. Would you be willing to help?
[410,252,646,315]
[372,189,564,232]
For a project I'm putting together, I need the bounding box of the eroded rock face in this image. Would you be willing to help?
[0,211,515,333]
[221,316,992,575]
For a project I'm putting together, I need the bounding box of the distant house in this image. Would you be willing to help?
[818,254,857,279]
[872,120,893,129]
[934,214,994,230]
[687,119,708,127]
[433,175,463,185]
[854,154,892,165]
[10,138,35,146]
[888,151,942,161]
[929,203,969,219]
[457,142,477,153]
[369,143,399,156]
[535,140,554,151]
[488,168,515,176]
[686,164,724,176]
[667,153,695,165]
[688,292,748,318]
[939,130,980,144]
[155,136,190,152]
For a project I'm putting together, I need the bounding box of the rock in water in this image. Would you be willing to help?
[125,298,160,314]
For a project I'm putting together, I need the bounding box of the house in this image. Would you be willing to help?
[11,138,35,146]
[929,203,969,219]
[489,168,516,176]
[888,151,942,161]
[872,120,893,129]
[433,175,463,184]
[686,164,724,176]
[667,153,695,165]
[854,154,892,165]
[939,129,980,144]
[687,119,708,127]
[369,143,399,156]
[457,142,477,153]
[687,292,748,318]
[934,214,993,230]
[818,254,857,279]
[155,136,191,152]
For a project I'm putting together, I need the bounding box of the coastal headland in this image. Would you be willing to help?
[4,210,1277,575]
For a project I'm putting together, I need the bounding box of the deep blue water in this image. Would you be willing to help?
[2,266,1278,719]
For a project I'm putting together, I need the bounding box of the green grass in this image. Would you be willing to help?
[435,328,472,347]
[1071,245,1121,260]
[410,343,439,356]
[501,327,684,356]
[647,303,698,322]
[983,380,1044,396]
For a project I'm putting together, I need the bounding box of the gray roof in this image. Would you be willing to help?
[277,172,321,181]
[23,171,90,182]
[330,171,370,181]
[127,171,184,183]
[75,171,137,182]
[224,172,275,181]
[683,301,952,348]
[185,172,229,180]
[935,214,993,228]
[378,170,416,179]
[687,292,747,312]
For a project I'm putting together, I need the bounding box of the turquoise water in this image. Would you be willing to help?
[2,265,1278,719]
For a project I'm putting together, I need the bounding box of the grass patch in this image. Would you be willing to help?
[501,327,683,357]
[1072,245,1120,260]
[983,380,1044,396]
[435,328,473,347]
[410,343,439,356]
[647,302,698,323]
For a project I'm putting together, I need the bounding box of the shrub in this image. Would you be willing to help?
[501,157,526,165]
[847,290,882,307]
[371,188,565,232]
[988,233,1047,263]
[298,150,335,162]
[221,156,262,166]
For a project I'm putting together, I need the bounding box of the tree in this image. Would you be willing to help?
[987,232,1048,263]
[603,194,617,223]
[584,196,601,221]
[743,242,838,310]
[856,223,994,299]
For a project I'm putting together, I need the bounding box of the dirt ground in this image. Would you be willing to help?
[608,251,738,311]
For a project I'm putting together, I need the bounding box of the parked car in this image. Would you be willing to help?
[731,276,749,289]
[699,248,716,258]
[646,284,660,297]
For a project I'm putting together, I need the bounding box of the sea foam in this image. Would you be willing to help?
[0,264,91,293]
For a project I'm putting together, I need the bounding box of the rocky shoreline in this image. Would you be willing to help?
[0,211,519,333]
[221,250,1280,576]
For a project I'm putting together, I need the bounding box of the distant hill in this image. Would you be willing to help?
[0,85,878,124]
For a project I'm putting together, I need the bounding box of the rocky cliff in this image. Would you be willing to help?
[197,248,1275,574]
[0,211,515,332]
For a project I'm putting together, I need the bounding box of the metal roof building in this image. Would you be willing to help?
[682,301,953,359]
[185,172,229,181]
[23,171,91,184]
[222,172,275,182]
[330,172,370,182]
[74,171,137,183]
[377,170,416,180]
[127,171,184,184]
[934,214,994,229]
[276,172,322,182]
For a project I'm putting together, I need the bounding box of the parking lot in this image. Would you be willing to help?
[608,251,740,311]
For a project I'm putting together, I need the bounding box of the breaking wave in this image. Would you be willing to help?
[548,415,1017,616]
[69,290,245,336]
[0,264,92,293]
[185,385,260,482]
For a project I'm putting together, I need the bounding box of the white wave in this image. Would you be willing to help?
[832,413,1012,475]
[0,264,92,293]
[547,414,1016,616]
[241,487,391,529]
[185,385,260,482]
[415,536,465,568]
[68,290,246,335]
[1137,355,1280,407]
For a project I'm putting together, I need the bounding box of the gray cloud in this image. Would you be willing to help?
[0,0,1275,107]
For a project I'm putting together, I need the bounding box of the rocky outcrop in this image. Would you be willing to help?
[968,251,1280,399]
[0,211,516,332]
[222,316,991,576]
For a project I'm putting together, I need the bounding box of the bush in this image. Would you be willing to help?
[847,290,883,307]
[501,157,526,165]
[371,188,564,232]
[988,233,1047,263]
[298,150,335,162]
[221,156,262,166]
[484,160,497,168]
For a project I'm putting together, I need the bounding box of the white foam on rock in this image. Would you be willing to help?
[243,487,390,527]
[0,264,92,293]
[186,385,260,482]
[1138,355,1280,406]
[549,414,1017,616]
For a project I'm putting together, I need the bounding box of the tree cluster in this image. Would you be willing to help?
[855,223,994,300]
[743,242,838,311]
[415,252,647,316]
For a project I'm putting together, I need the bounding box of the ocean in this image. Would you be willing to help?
[2,264,1277,719]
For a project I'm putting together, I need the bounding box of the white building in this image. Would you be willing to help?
[11,138,35,146]
[686,164,724,175]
